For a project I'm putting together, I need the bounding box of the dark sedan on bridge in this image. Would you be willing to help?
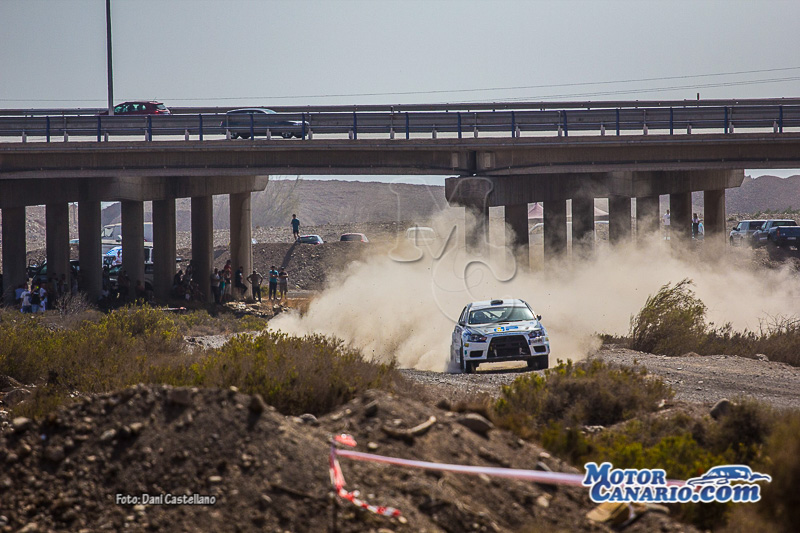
[99,101,171,115]
[223,108,308,139]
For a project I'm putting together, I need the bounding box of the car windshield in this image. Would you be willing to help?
[775,220,797,227]
[340,234,362,241]
[468,306,535,325]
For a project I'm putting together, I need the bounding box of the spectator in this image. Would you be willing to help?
[118,271,131,301]
[291,214,300,241]
[210,268,221,304]
[20,285,32,313]
[222,260,233,302]
[692,213,700,238]
[30,285,41,313]
[662,209,671,240]
[247,270,263,303]
[234,266,247,299]
[278,267,289,301]
[15,283,25,306]
[38,285,47,312]
[268,265,279,301]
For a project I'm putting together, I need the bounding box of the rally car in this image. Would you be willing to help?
[450,299,550,374]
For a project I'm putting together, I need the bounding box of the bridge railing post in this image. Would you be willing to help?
[302,112,306,140]
[724,106,729,134]
[511,111,515,138]
[405,112,409,140]
[199,114,203,141]
[250,114,254,141]
[46,116,50,143]
[457,112,462,139]
[615,109,620,136]
[669,108,674,135]
[146,116,152,141]
[97,117,101,142]
[779,105,784,133]
[353,111,358,140]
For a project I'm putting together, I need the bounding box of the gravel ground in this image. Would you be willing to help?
[400,345,800,411]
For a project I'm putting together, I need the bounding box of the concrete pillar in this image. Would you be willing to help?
[153,199,176,301]
[121,200,145,296]
[504,203,529,269]
[608,196,632,244]
[571,197,594,257]
[191,196,213,302]
[230,192,253,299]
[703,189,726,244]
[543,199,567,259]
[669,192,692,240]
[78,201,102,302]
[2,207,27,300]
[466,205,489,255]
[46,202,70,289]
[635,195,660,238]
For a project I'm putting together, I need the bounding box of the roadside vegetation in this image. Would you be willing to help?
[627,278,800,366]
[0,306,397,419]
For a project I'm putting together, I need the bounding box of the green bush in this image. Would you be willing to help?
[629,279,707,356]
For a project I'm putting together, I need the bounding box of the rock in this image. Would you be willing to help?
[4,388,32,406]
[129,422,144,435]
[208,475,223,484]
[535,495,550,508]
[44,446,65,463]
[755,353,769,362]
[435,398,452,411]
[12,416,32,432]
[99,429,117,443]
[456,413,494,436]
[367,442,379,451]
[299,413,318,425]
[710,399,732,420]
[248,394,267,414]
[167,388,193,407]
[18,524,40,533]
[363,400,379,417]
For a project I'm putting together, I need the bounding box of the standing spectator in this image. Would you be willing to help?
[291,214,301,241]
[119,271,131,302]
[234,266,247,300]
[222,260,233,302]
[662,209,671,240]
[692,213,700,238]
[20,285,32,313]
[247,270,263,302]
[30,285,41,313]
[39,284,48,312]
[210,268,221,304]
[15,283,25,307]
[268,265,279,301]
[278,267,289,301]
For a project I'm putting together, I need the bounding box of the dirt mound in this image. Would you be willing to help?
[0,386,695,532]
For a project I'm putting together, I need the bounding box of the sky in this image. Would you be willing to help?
[2,0,800,183]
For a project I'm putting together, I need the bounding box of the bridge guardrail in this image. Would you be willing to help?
[0,102,798,141]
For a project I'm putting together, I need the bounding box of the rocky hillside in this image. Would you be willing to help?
[725,174,800,214]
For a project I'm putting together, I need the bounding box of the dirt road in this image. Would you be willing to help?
[401,345,800,411]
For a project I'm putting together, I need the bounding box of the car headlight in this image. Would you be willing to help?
[466,332,487,343]
[528,329,545,339]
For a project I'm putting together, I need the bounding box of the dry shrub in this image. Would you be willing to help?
[492,359,672,439]
[629,278,707,356]
[190,331,398,415]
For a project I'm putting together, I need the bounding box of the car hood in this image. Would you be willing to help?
[467,321,543,335]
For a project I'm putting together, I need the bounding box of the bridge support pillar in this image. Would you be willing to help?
[466,205,489,256]
[669,192,692,240]
[230,192,253,299]
[608,196,632,244]
[2,207,27,301]
[121,200,145,298]
[635,195,660,238]
[46,202,71,292]
[78,201,102,302]
[571,197,594,258]
[153,199,176,301]
[703,189,726,244]
[543,200,567,260]
[191,196,213,303]
[504,203,529,269]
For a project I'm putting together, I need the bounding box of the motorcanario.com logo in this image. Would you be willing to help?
[583,462,772,503]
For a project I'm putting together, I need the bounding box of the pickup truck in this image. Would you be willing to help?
[750,219,800,248]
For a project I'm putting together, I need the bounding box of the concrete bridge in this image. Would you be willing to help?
[2,98,800,302]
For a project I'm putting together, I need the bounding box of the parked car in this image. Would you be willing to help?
[222,108,309,139]
[100,101,171,115]
[297,235,324,245]
[27,259,80,286]
[450,299,550,374]
[729,220,767,246]
[340,233,369,243]
[750,219,800,248]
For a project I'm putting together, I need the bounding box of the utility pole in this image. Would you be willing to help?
[106,0,114,115]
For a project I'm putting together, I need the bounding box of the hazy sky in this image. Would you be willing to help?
[2,0,799,181]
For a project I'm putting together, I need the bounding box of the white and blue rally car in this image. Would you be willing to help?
[450,299,550,374]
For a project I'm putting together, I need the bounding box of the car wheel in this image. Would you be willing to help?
[239,133,250,140]
[459,344,473,374]
[281,132,293,139]
[230,132,239,139]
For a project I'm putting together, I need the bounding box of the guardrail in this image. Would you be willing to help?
[0,100,798,142]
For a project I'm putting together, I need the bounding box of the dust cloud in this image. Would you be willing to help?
[270,209,800,372]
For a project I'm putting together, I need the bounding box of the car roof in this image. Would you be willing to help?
[341,233,365,236]
[300,234,322,238]
[227,108,276,114]
[119,101,164,105]
[468,299,528,310]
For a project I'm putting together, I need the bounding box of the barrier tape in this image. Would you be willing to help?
[330,433,687,518]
